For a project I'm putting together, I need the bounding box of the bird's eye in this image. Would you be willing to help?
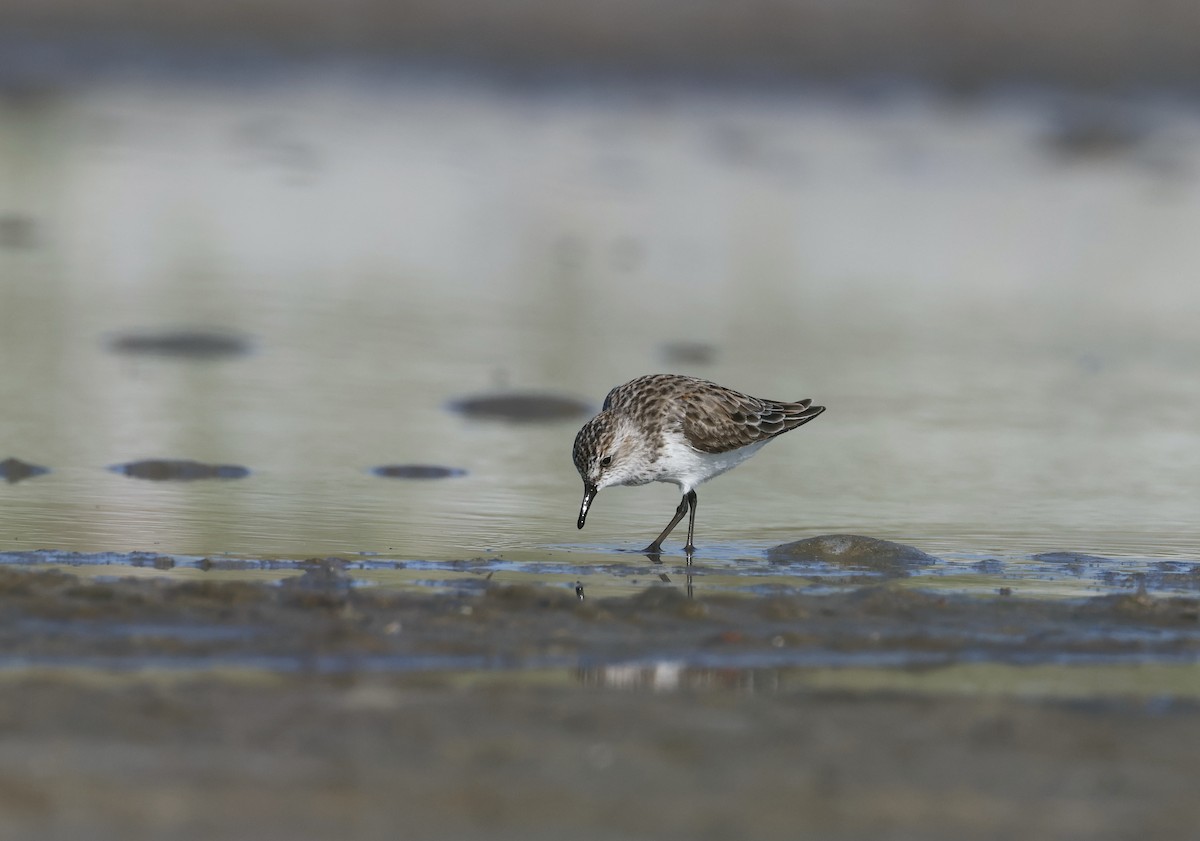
[600,455,612,467]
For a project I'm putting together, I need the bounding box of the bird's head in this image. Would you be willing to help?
[572,411,652,529]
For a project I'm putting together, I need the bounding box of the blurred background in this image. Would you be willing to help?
[2,0,1199,571]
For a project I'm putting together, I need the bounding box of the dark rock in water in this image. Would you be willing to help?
[1032,551,1107,578]
[111,460,250,481]
[0,457,49,483]
[768,534,939,574]
[972,558,1004,575]
[372,464,467,479]
[448,392,590,423]
[128,554,176,570]
[108,329,251,359]
[1033,551,1111,564]
[282,559,354,594]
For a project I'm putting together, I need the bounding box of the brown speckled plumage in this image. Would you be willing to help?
[601,374,823,453]
[573,374,825,555]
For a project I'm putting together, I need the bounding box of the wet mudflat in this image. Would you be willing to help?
[4,563,1200,671]
[3,44,1200,841]
[1,564,1198,840]
[4,670,1199,841]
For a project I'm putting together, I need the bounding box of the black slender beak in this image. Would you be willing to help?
[577,483,598,529]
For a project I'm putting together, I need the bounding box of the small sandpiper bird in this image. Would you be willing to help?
[573,374,825,555]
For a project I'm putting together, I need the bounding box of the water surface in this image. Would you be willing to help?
[2,73,1199,595]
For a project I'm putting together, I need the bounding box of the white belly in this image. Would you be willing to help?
[654,435,768,493]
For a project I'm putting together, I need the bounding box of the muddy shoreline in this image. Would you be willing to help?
[3,565,1199,673]
[2,565,1198,839]
[4,673,1198,841]
[6,0,1200,87]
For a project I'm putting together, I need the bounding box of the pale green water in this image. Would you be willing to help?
[2,73,1199,595]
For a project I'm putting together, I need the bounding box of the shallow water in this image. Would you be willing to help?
[2,70,1199,597]
[3,543,1198,602]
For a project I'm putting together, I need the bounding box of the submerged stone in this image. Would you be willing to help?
[768,534,939,574]
[0,457,49,483]
[1033,551,1112,564]
[111,460,250,481]
[448,392,590,423]
[281,560,354,594]
[372,464,467,479]
[108,329,251,359]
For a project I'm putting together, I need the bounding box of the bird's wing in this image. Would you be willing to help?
[682,387,825,454]
[603,374,824,454]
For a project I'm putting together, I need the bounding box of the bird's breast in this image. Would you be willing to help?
[653,434,768,490]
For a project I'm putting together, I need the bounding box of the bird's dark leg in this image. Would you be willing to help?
[644,494,690,554]
[682,490,698,557]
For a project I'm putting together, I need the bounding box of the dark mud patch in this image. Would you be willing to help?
[2,566,1200,841]
[371,464,467,479]
[1093,563,1200,595]
[972,558,1005,574]
[768,534,940,576]
[0,677,1196,841]
[280,559,356,594]
[1137,562,1200,593]
[1022,553,1200,592]
[0,551,480,580]
[107,329,252,359]
[1033,550,1111,575]
[1076,592,1200,625]
[1034,551,1113,564]
[131,553,177,570]
[0,456,49,483]
[110,459,250,481]
[0,550,182,569]
[448,392,591,422]
[1,567,1197,675]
